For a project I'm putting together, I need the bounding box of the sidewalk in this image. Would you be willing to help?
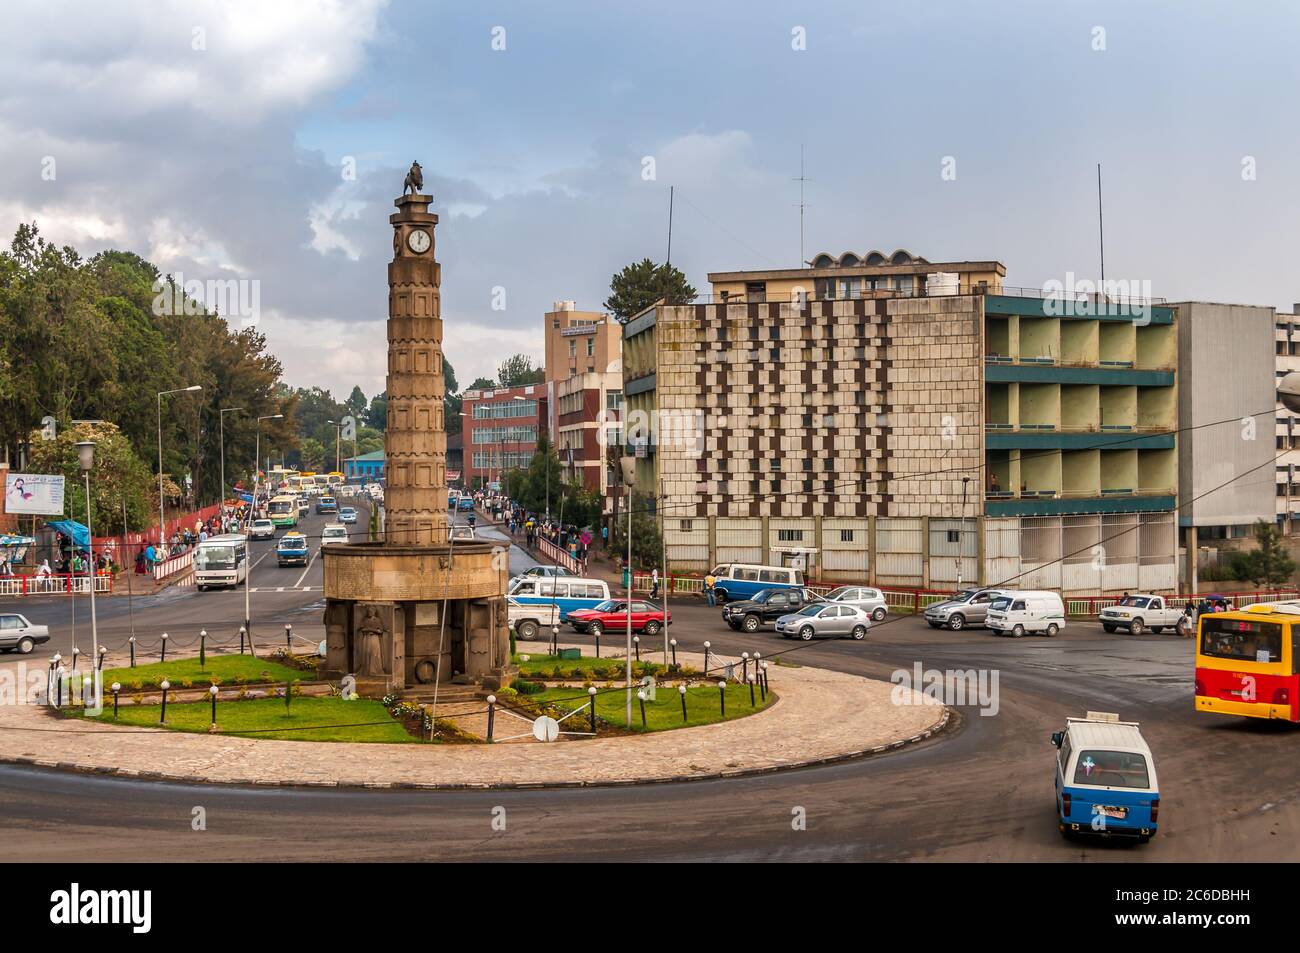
[0,651,949,789]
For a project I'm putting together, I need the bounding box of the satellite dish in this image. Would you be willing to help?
[1281,372,1300,414]
[531,715,560,742]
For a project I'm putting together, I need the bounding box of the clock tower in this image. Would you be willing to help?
[321,175,513,700]
[385,191,448,547]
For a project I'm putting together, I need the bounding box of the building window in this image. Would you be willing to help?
[778,529,803,542]
[840,529,854,542]
[569,340,577,357]
[586,338,594,357]
[946,530,961,543]
[680,519,692,532]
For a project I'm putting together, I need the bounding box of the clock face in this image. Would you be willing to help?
[407,229,430,254]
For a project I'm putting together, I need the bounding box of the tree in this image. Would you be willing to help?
[26,421,153,535]
[467,376,496,391]
[497,353,545,388]
[1240,520,1297,587]
[365,392,387,430]
[345,385,367,418]
[604,258,697,321]
[0,225,295,507]
[610,491,662,567]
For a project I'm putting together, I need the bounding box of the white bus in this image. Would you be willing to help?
[194,534,248,590]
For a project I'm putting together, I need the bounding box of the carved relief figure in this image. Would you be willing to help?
[355,605,388,676]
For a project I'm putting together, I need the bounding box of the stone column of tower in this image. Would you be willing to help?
[384,193,448,547]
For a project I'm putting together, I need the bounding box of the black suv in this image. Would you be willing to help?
[722,587,826,632]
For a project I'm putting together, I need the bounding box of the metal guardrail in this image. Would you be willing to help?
[0,573,113,597]
[626,571,1294,618]
[153,551,193,581]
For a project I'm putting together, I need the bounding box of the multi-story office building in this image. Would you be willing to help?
[1172,303,1276,588]
[544,301,622,383]
[543,300,623,506]
[623,252,1180,594]
[462,383,546,489]
[555,367,622,498]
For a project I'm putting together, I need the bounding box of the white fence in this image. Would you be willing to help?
[153,551,193,581]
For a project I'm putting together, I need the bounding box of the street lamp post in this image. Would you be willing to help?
[245,413,283,643]
[75,440,99,668]
[219,407,243,521]
[326,419,343,474]
[957,476,970,591]
[156,385,202,548]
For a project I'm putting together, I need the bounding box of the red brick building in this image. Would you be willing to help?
[462,383,547,489]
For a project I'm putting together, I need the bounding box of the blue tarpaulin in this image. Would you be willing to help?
[48,520,89,549]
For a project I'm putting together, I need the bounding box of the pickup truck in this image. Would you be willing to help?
[1098,594,1185,635]
[722,587,826,632]
[0,613,51,654]
[508,598,561,641]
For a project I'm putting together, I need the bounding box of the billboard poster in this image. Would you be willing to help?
[4,473,65,515]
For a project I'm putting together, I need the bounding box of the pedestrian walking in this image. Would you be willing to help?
[650,567,660,600]
[704,570,717,607]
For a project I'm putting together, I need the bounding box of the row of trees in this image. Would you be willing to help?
[0,224,293,533]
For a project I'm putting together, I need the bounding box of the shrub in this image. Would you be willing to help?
[514,678,545,696]
[131,693,144,706]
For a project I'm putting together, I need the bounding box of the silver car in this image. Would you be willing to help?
[775,603,871,641]
[923,588,1007,631]
[823,586,888,622]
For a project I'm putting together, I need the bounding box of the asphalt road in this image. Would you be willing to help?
[2,510,1297,862]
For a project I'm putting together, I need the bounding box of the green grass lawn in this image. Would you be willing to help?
[512,652,669,680]
[530,682,774,732]
[102,654,309,690]
[88,696,416,743]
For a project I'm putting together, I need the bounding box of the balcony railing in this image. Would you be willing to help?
[984,486,1174,501]
[986,285,1167,307]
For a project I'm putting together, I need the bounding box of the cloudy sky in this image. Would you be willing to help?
[3,0,1298,401]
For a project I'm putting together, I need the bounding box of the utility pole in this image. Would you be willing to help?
[1097,163,1106,301]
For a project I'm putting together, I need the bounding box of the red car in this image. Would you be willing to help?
[567,600,670,636]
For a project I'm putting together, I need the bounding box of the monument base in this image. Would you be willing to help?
[321,541,512,695]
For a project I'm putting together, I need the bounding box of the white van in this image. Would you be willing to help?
[508,576,611,620]
[986,590,1067,637]
[708,563,805,603]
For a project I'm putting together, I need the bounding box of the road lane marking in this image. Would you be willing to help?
[293,546,320,588]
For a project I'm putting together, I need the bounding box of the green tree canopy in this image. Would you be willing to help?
[604,258,697,321]
[26,421,153,535]
[0,224,293,505]
[497,353,545,388]
[1240,520,1298,587]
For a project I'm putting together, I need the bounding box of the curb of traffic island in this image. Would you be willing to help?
[0,705,954,792]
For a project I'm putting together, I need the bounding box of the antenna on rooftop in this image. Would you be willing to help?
[794,145,810,266]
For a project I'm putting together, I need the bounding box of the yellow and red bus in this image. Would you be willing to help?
[1195,602,1299,722]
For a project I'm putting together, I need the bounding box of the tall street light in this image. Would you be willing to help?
[326,419,343,474]
[75,440,99,667]
[157,386,202,548]
[246,413,283,642]
[219,407,243,519]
